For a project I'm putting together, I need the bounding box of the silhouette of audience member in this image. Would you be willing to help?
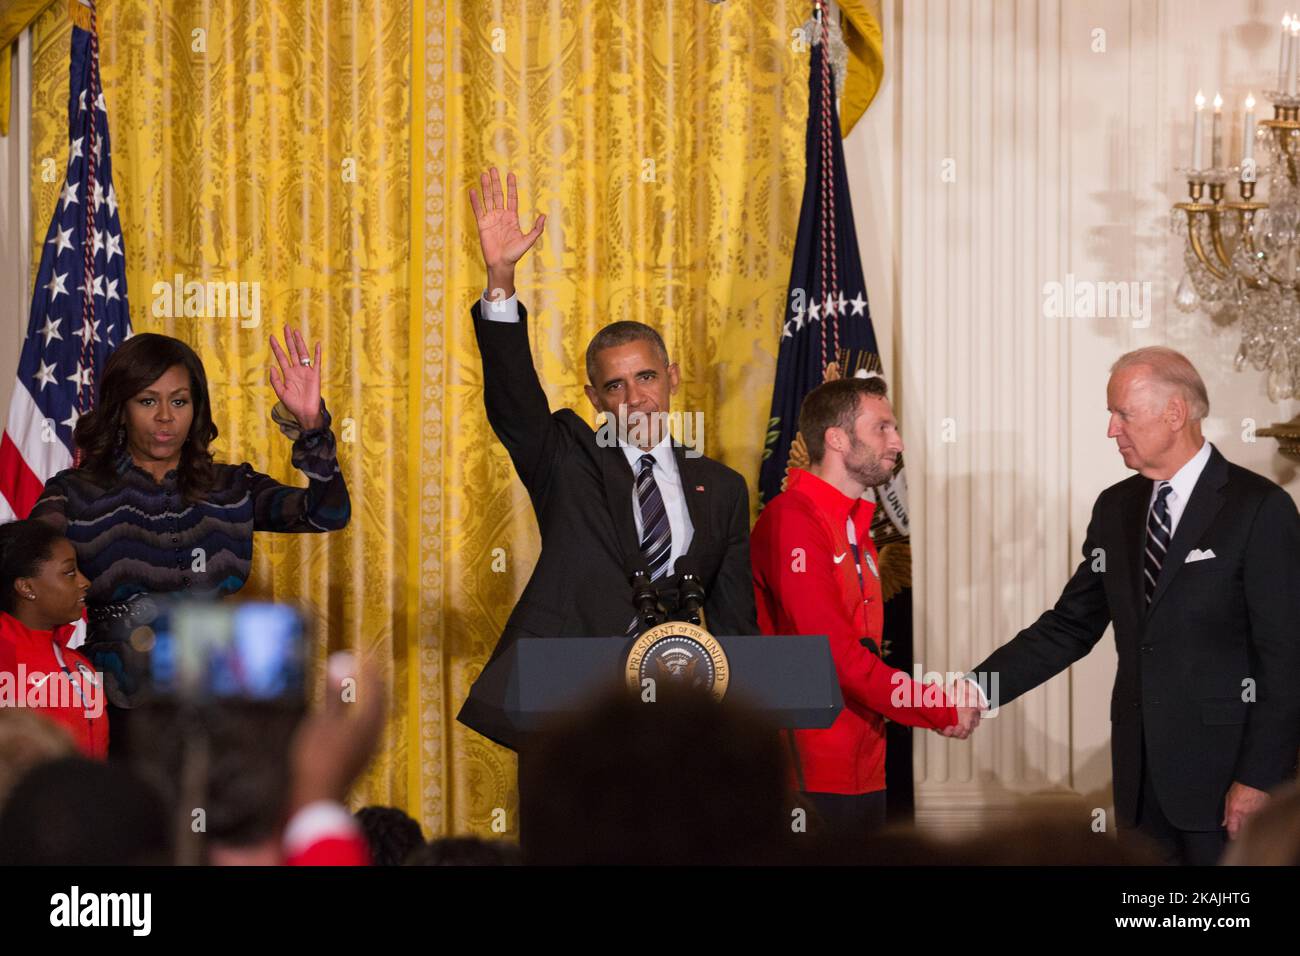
[519,687,794,864]
[127,702,303,864]
[123,651,384,866]
[406,836,521,866]
[355,805,425,865]
[806,808,1163,866]
[0,710,77,813]
[0,756,170,864]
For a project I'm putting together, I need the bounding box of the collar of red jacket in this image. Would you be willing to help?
[786,468,876,527]
[0,609,80,648]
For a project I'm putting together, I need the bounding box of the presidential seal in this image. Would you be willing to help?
[624,621,730,701]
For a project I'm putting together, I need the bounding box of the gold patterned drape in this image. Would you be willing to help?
[429,0,809,834]
[29,0,420,818]
[29,0,812,837]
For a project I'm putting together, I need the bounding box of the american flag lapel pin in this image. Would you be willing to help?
[695,485,705,492]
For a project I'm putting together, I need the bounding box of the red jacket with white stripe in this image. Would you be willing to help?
[751,468,956,794]
[0,610,108,759]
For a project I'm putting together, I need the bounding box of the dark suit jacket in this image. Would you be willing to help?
[968,445,1300,831]
[457,300,759,748]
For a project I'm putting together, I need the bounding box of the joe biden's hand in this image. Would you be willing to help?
[1222,781,1269,839]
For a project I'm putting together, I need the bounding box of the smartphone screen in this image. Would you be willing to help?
[149,601,307,704]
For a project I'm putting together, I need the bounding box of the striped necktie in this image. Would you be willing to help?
[628,453,672,636]
[1143,481,1173,604]
[636,453,673,581]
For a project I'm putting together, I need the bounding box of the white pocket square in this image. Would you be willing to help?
[1185,548,1216,563]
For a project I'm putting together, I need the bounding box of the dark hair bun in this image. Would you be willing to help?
[0,519,65,615]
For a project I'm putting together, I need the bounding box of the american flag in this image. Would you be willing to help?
[0,3,130,521]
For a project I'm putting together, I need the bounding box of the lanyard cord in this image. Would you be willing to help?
[50,641,90,708]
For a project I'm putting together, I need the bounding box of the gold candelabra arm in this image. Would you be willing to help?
[1257,416,1300,462]
[1207,205,1273,291]
[1206,211,1238,273]
[1175,205,1231,280]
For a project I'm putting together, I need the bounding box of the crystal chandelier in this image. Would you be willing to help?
[1170,91,1300,400]
[1171,15,1300,458]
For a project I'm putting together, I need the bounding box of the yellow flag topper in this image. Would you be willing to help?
[837,0,884,138]
[68,0,94,33]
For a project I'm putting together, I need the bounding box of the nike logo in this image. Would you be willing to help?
[28,672,51,689]
[833,553,848,564]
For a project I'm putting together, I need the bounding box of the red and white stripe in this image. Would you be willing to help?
[0,381,74,522]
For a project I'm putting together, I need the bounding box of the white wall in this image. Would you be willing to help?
[846,0,1300,835]
[0,31,31,430]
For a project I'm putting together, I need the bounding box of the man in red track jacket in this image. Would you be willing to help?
[752,376,979,838]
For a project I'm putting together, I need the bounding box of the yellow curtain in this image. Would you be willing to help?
[430,0,809,833]
[29,0,811,837]
[0,0,61,136]
[29,0,422,817]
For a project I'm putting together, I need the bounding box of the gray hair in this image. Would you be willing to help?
[585,321,670,384]
[1110,346,1210,421]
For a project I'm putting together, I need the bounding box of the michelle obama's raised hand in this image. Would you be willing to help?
[269,324,324,431]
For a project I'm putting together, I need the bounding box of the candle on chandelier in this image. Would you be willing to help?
[1243,93,1257,166]
[1211,93,1224,168]
[1284,19,1294,94]
[1192,90,1205,170]
[1281,14,1293,91]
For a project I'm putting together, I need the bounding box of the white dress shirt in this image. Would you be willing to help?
[623,434,694,577]
[482,290,521,322]
[479,290,694,576]
[1148,438,1212,538]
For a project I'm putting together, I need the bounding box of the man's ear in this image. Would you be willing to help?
[1164,393,1188,431]
[584,383,600,413]
[667,362,681,395]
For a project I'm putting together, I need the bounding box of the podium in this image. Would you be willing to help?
[458,634,843,750]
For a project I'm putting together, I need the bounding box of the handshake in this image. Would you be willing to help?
[937,677,989,740]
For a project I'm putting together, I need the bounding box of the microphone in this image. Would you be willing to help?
[677,572,707,626]
[629,569,665,631]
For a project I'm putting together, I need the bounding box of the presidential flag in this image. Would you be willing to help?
[0,3,130,521]
[758,12,915,820]
[758,17,882,506]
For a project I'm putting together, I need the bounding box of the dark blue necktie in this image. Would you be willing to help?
[1144,482,1173,604]
[636,453,672,581]
[628,453,672,635]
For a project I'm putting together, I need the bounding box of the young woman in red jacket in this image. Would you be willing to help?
[0,519,106,759]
